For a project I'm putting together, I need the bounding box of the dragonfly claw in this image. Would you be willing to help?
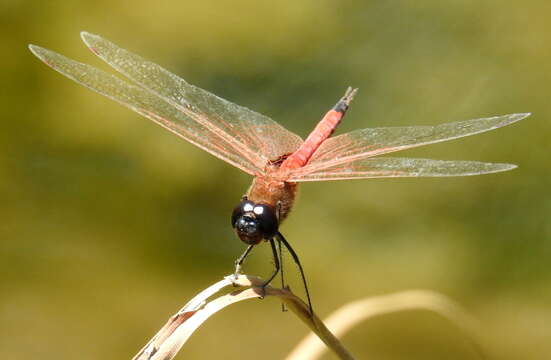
[257,281,269,299]
[232,267,241,279]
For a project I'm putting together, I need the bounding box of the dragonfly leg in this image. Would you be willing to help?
[274,198,287,307]
[259,238,281,298]
[276,232,313,314]
[234,244,254,279]
[277,239,287,312]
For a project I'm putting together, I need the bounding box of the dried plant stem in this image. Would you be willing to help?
[132,275,355,360]
[286,290,485,360]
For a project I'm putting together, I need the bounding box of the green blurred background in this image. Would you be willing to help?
[1,1,550,359]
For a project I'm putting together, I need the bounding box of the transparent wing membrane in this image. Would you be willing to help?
[29,33,304,175]
[29,45,263,174]
[289,113,528,180]
[289,157,516,181]
[29,33,527,184]
[80,32,303,167]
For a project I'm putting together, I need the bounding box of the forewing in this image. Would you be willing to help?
[290,113,528,178]
[29,45,273,175]
[80,32,303,166]
[289,157,516,181]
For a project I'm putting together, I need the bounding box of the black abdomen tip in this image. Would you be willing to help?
[333,87,358,113]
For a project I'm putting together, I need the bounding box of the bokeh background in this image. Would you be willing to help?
[2,1,550,359]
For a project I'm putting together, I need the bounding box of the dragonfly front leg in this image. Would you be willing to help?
[234,244,254,279]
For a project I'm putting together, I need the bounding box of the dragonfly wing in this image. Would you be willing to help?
[29,44,274,175]
[291,113,528,177]
[289,157,517,181]
[80,32,303,165]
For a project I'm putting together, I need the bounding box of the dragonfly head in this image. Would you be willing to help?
[231,200,278,245]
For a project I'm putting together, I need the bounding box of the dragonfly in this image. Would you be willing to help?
[29,32,528,314]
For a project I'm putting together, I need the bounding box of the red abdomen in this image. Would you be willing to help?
[280,87,357,171]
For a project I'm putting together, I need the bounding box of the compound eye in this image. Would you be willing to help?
[231,200,255,227]
[252,204,278,238]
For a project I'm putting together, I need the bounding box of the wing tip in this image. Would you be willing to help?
[508,112,531,123]
[80,31,102,52]
[28,43,39,55]
[482,162,518,175]
[80,31,96,41]
[502,163,518,171]
[475,112,530,132]
[28,44,51,64]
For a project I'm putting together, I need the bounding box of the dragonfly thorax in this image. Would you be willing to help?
[231,200,278,245]
[246,176,298,223]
